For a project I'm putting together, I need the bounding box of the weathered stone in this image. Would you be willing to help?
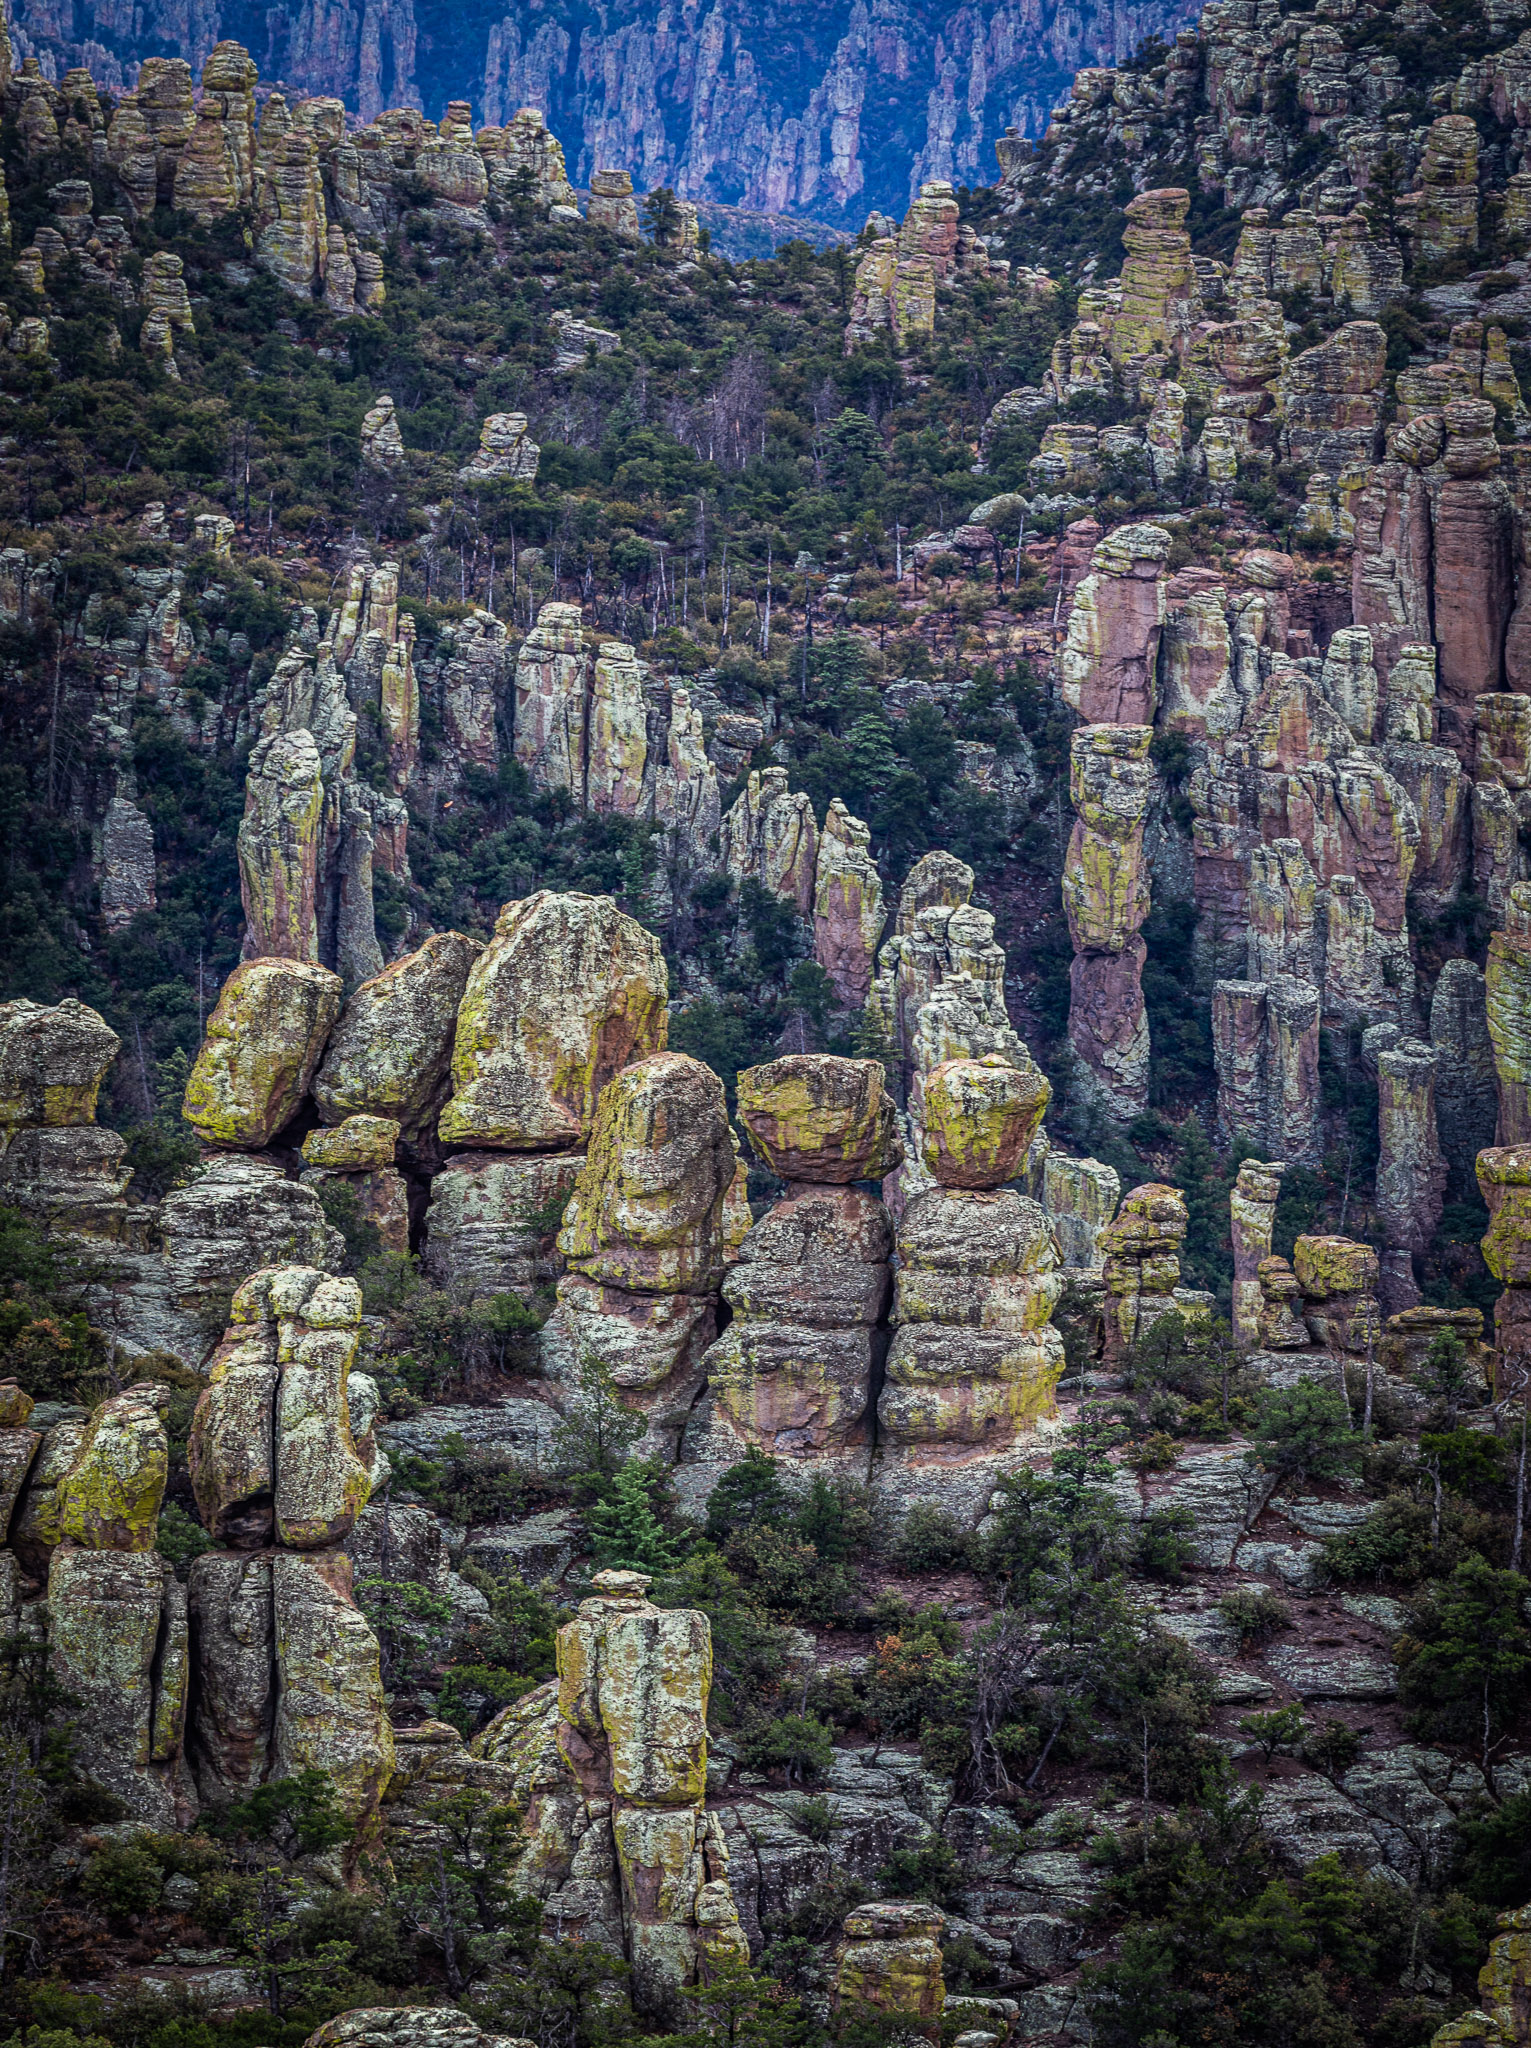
[1041,1154,1120,1272]
[139,252,194,376]
[1213,976,1323,1166]
[1280,322,1387,473]
[555,1054,743,1294]
[301,1114,398,1170]
[834,1899,946,2031]
[360,395,405,468]
[98,796,156,932]
[57,1383,168,1552]
[720,768,818,919]
[877,1188,1064,1524]
[48,1546,181,1826]
[920,1053,1051,1190]
[256,116,325,295]
[237,730,325,961]
[422,1149,581,1301]
[1230,1158,1284,1354]
[191,1266,371,1551]
[549,1569,744,1999]
[183,958,342,1148]
[1487,912,1531,1145]
[0,997,119,1137]
[689,1183,893,1489]
[513,602,587,792]
[588,167,640,240]
[157,1156,340,1365]
[813,800,885,1008]
[1376,1038,1447,1258]
[736,1055,901,1183]
[272,1547,393,1843]
[304,2012,534,2048]
[1416,114,1479,265]
[186,1549,274,1802]
[441,892,667,1151]
[312,930,480,1147]
[1100,1182,1206,1367]
[1059,526,1171,724]
[1431,959,1499,1200]
[459,413,539,483]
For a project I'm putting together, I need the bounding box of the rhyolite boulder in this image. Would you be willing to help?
[182,958,343,1148]
[312,930,481,1144]
[440,892,667,1151]
[735,1055,902,1184]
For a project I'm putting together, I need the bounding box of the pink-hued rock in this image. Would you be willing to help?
[1068,940,1149,1119]
[1432,409,1513,762]
[1060,524,1172,724]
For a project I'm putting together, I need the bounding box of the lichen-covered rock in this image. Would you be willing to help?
[57,1383,168,1552]
[553,1568,742,1999]
[256,119,325,295]
[513,602,587,791]
[1230,1159,1284,1354]
[833,1899,946,2029]
[441,892,667,1151]
[191,1265,371,1551]
[312,930,480,1147]
[422,1149,581,1301]
[272,1546,393,1843]
[459,412,539,482]
[139,251,194,376]
[48,1546,184,1826]
[555,1054,742,1294]
[1416,114,1479,265]
[183,958,342,1148]
[1100,1182,1205,1365]
[237,729,325,960]
[1213,976,1323,1167]
[158,1156,340,1365]
[588,167,640,239]
[304,2012,535,2048]
[720,768,819,918]
[686,1183,893,1492]
[1376,1039,1447,1259]
[186,1549,274,1801]
[301,1114,399,1170]
[1060,525,1170,724]
[813,800,885,1008]
[1042,1153,1120,1271]
[360,395,405,468]
[0,996,119,1137]
[735,1055,901,1183]
[877,1187,1064,1523]
[920,1053,1051,1190]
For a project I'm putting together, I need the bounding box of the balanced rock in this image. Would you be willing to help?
[301,1114,398,1170]
[920,1051,1051,1190]
[440,892,667,1151]
[833,1900,946,2027]
[459,412,538,482]
[183,958,342,1148]
[736,1054,901,1183]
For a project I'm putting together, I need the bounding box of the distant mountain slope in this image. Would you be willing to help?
[7,0,1200,224]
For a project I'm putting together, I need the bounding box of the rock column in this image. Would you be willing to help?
[1478,1145,1531,1395]
[680,1056,900,1504]
[1375,1038,1447,1278]
[1064,725,1154,1119]
[554,1568,747,2002]
[1230,1159,1284,1354]
[876,1057,1063,1526]
[1099,1183,1208,1367]
[542,1054,748,1461]
[187,1265,393,1851]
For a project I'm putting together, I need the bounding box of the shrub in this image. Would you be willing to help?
[892,1505,974,1573]
[1217,1588,1293,1647]
[738,1714,835,1787]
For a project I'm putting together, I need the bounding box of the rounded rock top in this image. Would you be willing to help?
[736,1053,902,1183]
[843,1900,946,1940]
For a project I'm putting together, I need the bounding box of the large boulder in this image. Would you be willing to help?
[920,1053,1051,1190]
[311,930,482,1144]
[0,997,120,1136]
[57,1383,168,1551]
[440,892,667,1151]
[735,1055,902,1184]
[183,958,343,1147]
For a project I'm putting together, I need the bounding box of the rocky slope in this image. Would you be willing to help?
[5,0,1201,224]
[11,2,1531,2047]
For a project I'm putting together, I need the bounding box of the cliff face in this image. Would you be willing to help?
[7,0,1200,221]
